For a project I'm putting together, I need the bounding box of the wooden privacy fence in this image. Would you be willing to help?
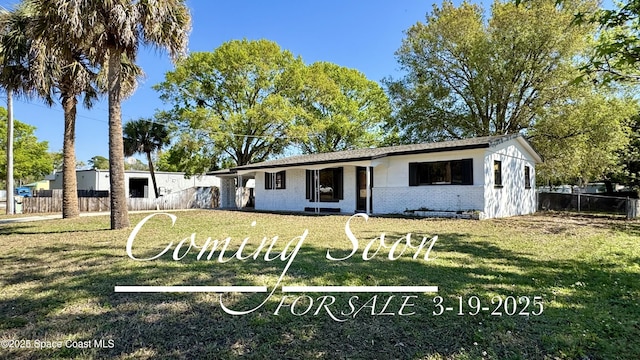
[127,187,219,211]
[22,187,219,213]
[33,189,109,198]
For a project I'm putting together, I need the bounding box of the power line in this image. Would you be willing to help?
[1,95,375,141]
[0,96,110,124]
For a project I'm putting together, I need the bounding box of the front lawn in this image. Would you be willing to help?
[0,210,638,359]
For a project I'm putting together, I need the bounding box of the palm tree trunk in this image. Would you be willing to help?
[62,94,79,218]
[146,151,159,198]
[6,89,14,214]
[107,50,130,229]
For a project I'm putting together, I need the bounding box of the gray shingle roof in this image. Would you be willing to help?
[211,134,536,173]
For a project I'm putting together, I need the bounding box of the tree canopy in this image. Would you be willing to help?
[155,135,223,175]
[88,155,109,170]
[0,107,52,185]
[156,39,391,174]
[123,118,170,198]
[611,115,640,190]
[291,61,390,154]
[386,0,596,143]
[575,0,640,82]
[384,0,640,186]
[155,39,303,170]
[530,88,637,184]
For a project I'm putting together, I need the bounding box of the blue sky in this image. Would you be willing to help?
[0,0,436,164]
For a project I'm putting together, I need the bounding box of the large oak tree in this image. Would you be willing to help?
[156,39,391,173]
[155,39,305,169]
[291,61,391,154]
[386,0,596,142]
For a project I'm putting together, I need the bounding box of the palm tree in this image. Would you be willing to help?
[0,3,39,214]
[3,1,100,219]
[10,1,141,219]
[32,40,100,220]
[31,0,191,229]
[123,119,169,199]
[49,63,97,219]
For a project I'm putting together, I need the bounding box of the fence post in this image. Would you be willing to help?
[577,192,581,213]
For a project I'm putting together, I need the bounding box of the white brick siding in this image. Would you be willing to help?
[372,149,486,187]
[227,136,540,219]
[373,185,484,214]
[255,167,358,213]
[370,149,486,214]
[483,141,537,218]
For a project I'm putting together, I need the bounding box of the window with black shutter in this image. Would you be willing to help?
[524,166,531,189]
[408,159,473,185]
[265,171,286,190]
[265,173,272,190]
[306,170,314,200]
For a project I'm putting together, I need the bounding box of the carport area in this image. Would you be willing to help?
[212,169,255,209]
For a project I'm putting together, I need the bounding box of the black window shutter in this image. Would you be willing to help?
[462,159,473,185]
[409,163,418,186]
[336,168,344,200]
[265,173,272,189]
[305,170,312,200]
[278,171,286,189]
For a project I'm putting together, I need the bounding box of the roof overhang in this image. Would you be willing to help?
[232,144,490,171]
[209,134,544,174]
[515,137,544,163]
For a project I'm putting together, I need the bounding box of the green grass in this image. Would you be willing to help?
[0,210,639,359]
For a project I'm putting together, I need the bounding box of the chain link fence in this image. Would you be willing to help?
[538,192,639,219]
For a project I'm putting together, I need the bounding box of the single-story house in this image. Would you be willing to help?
[24,179,50,191]
[49,169,220,198]
[213,134,542,219]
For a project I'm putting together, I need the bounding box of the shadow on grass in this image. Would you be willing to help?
[0,228,110,236]
[0,222,110,236]
[524,211,640,236]
[0,224,36,236]
[0,226,638,359]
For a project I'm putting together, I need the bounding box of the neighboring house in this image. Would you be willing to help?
[213,134,542,219]
[24,180,50,191]
[49,169,220,198]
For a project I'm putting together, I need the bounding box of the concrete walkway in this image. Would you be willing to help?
[0,211,118,224]
[0,214,63,224]
[0,209,199,225]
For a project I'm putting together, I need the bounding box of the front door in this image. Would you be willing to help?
[356,167,373,212]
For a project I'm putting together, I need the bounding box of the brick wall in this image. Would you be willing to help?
[373,185,485,214]
[483,142,537,218]
[255,167,358,213]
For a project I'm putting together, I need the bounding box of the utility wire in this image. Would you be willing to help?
[0,96,109,124]
[2,95,378,141]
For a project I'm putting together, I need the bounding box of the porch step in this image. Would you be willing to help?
[304,207,341,213]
